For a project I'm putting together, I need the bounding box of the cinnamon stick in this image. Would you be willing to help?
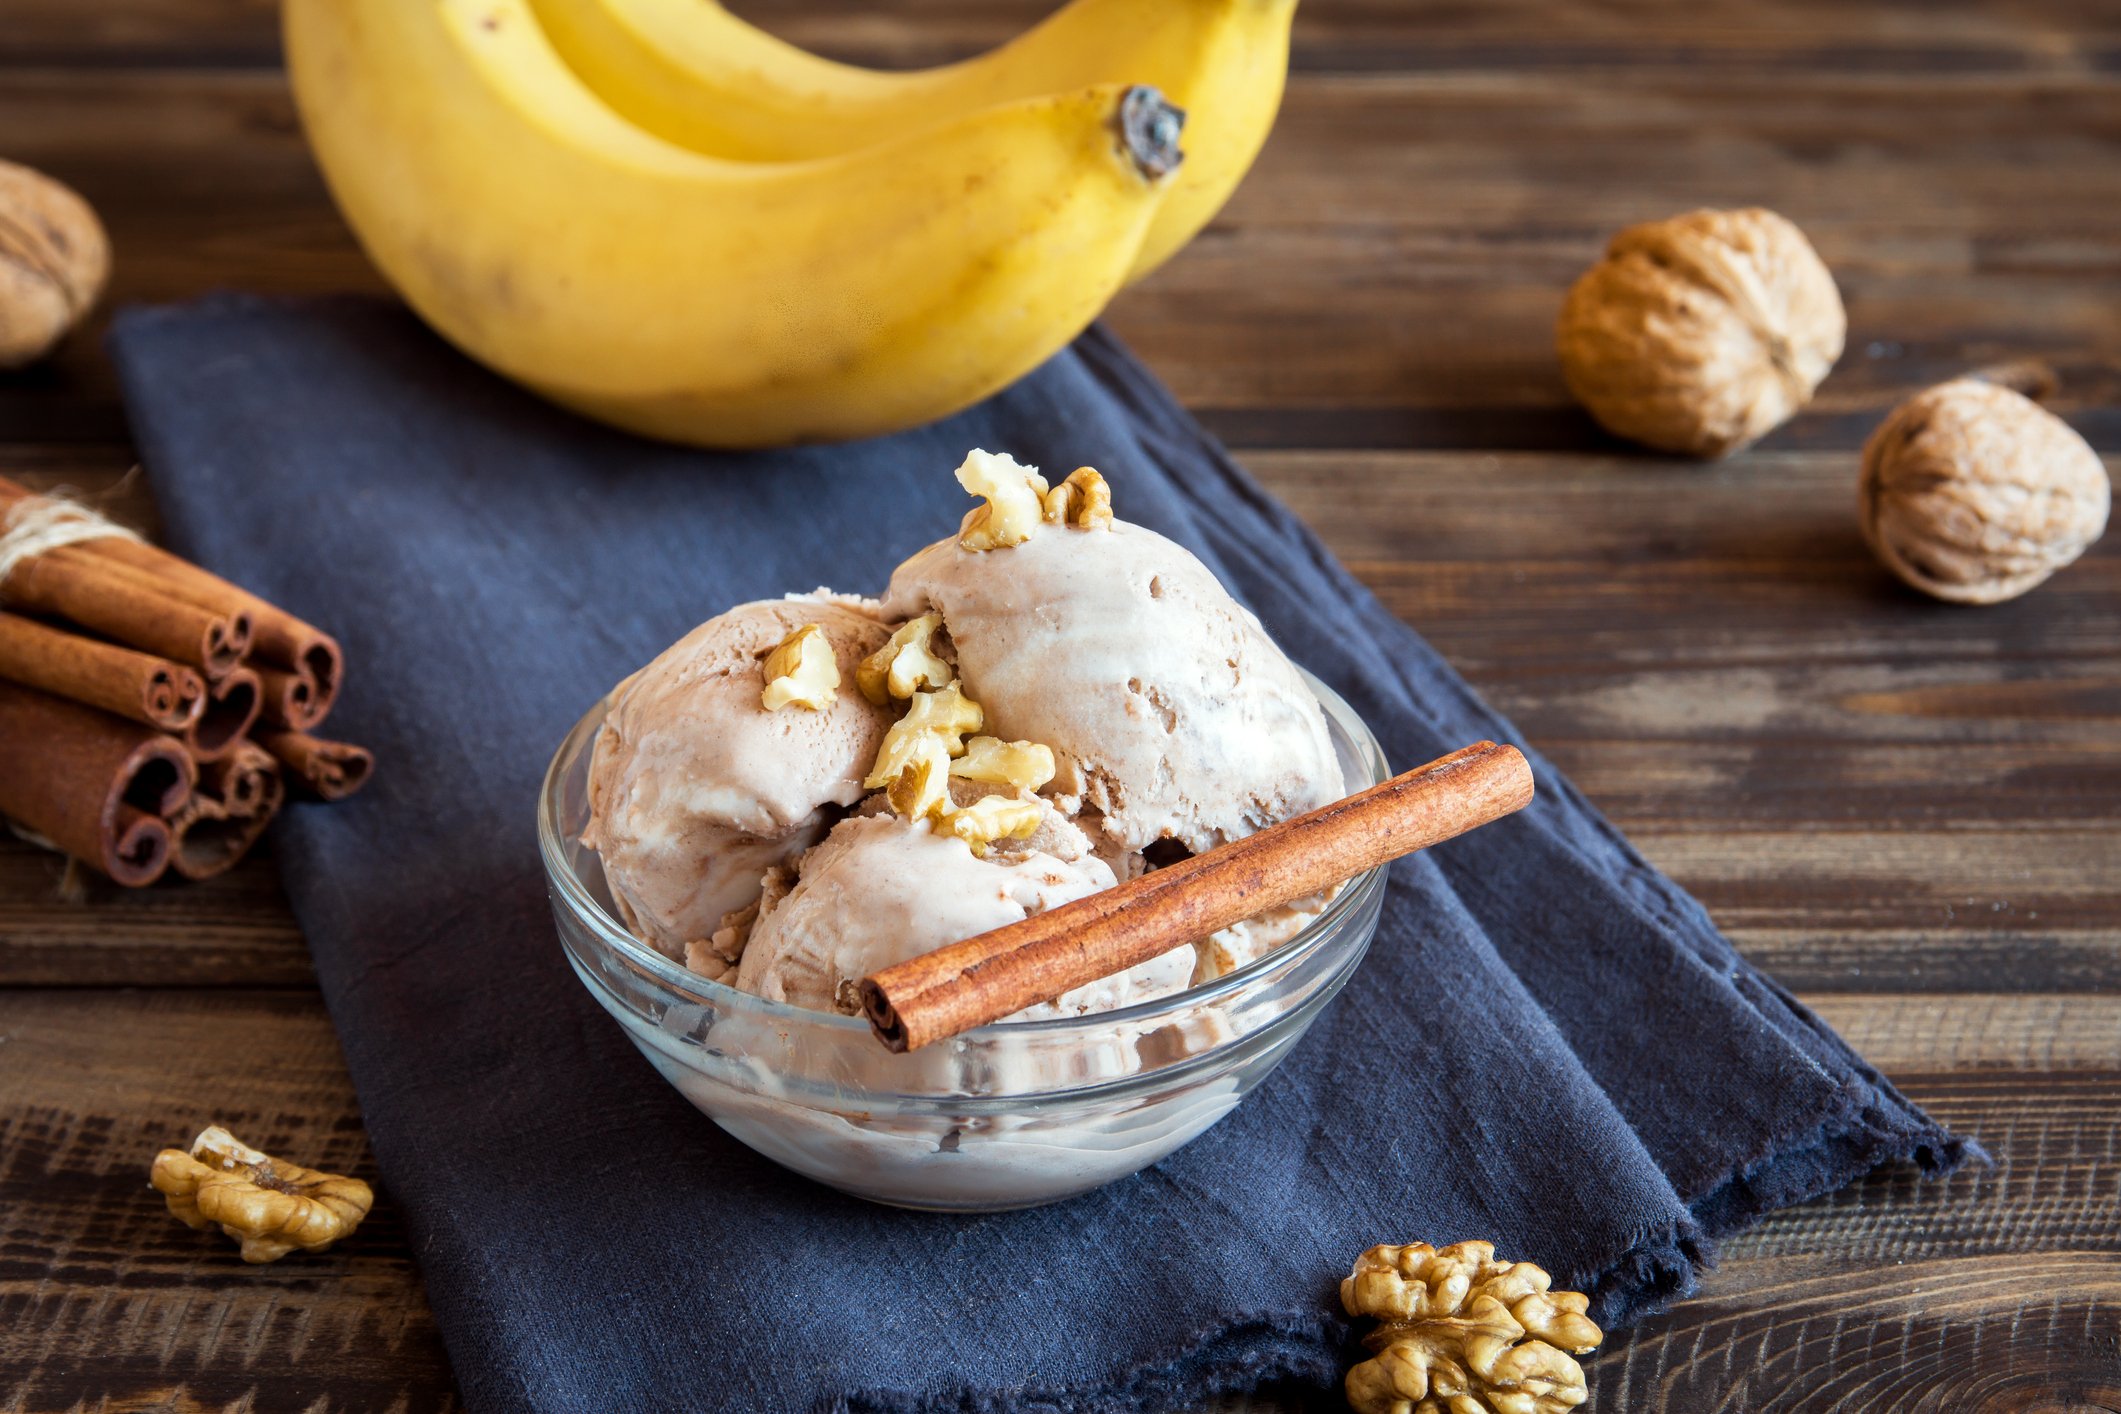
[78,535,341,721]
[859,741,1536,1052]
[0,610,205,730]
[0,540,251,677]
[169,740,284,880]
[0,679,196,885]
[254,664,326,731]
[257,728,373,801]
[184,666,261,762]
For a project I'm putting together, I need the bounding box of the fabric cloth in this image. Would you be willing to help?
[109,295,1967,1414]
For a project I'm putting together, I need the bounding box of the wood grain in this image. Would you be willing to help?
[0,990,457,1414]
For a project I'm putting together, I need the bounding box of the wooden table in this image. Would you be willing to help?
[4,2,2117,1410]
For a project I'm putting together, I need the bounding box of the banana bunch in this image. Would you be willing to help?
[284,0,1296,449]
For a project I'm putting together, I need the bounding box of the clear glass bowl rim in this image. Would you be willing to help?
[536,669,1390,1086]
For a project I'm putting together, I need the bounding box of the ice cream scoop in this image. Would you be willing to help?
[583,596,895,958]
[735,806,1194,1019]
[882,517,1344,857]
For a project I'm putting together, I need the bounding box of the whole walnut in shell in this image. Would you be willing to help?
[1860,377,2110,604]
[0,159,110,368]
[1557,208,1845,457]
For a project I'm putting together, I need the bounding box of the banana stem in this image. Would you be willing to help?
[1117,86,1186,181]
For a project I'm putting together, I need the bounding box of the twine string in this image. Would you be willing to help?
[0,491,144,597]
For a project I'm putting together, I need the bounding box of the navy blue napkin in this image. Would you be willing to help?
[110,295,1965,1414]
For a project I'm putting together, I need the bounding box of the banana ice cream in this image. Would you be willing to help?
[583,452,1347,1014]
[730,805,1194,1019]
[583,596,895,958]
[881,483,1344,858]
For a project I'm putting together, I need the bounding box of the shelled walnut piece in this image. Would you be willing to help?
[1043,467,1114,529]
[760,622,840,711]
[0,159,110,368]
[1341,1241,1603,1414]
[1557,207,1844,457]
[150,1125,373,1263]
[1859,376,2110,604]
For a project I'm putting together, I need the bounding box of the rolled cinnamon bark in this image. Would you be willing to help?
[198,738,286,815]
[0,610,205,730]
[184,666,261,762]
[0,479,253,676]
[0,679,195,885]
[860,741,1536,1052]
[254,664,326,732]
[170,740,284,880]
[1,541,251,677]
[77,535,341,720]
[257,728,373,801]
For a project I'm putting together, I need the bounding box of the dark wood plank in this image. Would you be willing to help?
[8,0,2121,72]
[3,41,2119,445]
[0,990,458,1414]
[2,988,2112,1414]
[1592,1253,2121,1411]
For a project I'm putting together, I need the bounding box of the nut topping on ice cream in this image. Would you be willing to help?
[950,735,1056,792]
[884,488,1344,858]
[883,733,954,822]
[955,449,1050,551]
[863,680,985,790]
[759,623,840,712]
[1042,467,1113,530]
[945,793,1046,856]
[856,612,952,705]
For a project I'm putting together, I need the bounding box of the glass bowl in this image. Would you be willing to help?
[537,672,1389,1211]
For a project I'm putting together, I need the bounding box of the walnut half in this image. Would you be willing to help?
[1341,1241,1603,1414]
[1043,467,1114,529]
[150,1125,373,1264]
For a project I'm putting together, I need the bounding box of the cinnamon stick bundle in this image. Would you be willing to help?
[0,475,371,886]
[860,742,1536,1052]
[0,679,196,886]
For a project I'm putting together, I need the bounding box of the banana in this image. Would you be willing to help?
[523,0,1295,280]
[283,0,1181,448]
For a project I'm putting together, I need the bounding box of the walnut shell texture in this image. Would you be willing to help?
[1341,1241,1603,1414]
[0,159,110,368]
[1860,378,2110,604]
[1557,207,1845,457]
